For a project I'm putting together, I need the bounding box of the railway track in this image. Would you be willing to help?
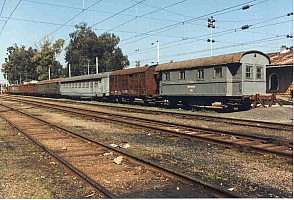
[1,95,292,159]
[7,94,293,131]
[0,103,242,198]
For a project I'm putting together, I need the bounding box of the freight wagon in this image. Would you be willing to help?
[109,65,158,103]
[19,83,37,95]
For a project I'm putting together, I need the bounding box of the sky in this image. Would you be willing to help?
[0,0,293,82]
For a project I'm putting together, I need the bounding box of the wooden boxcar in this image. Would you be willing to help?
[109,65,158,102]
[19,83,37,95]
[36,79,61,97]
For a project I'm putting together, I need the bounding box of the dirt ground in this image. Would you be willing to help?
[0,98,293,198]
[0,118,103,199]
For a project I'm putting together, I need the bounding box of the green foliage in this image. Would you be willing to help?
[1,44,38,84]
[2,38,65,84]
[65,22,129,76]
[33,38,65,80]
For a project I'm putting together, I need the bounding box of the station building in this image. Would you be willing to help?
[267,46,293,99]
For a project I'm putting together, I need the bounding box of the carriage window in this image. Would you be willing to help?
[94,81,99,87]
[214,67,222,79]
[163,72,170,81]
[256,66,263,79]
[245,65,253,79]
[179,70,186,80]
[197,69,204,80]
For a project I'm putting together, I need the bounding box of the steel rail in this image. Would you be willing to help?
[2,96,292,159]
[5,94,293,131]
[0,102,243,198]
[0,107,115,198]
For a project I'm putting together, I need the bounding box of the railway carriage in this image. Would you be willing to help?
[155,50,270,109]
[109,65,158,103]
[60,72,111,99]
[19,83,37,95]
[7,84,20,94]
[6,50,270,111]
[36,79,61,97]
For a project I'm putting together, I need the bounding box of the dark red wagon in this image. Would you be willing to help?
[109,65,158,103]
[19,83,37,95]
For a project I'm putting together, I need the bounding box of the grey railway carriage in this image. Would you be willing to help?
[155,50,270,110]
[60,72,111,99]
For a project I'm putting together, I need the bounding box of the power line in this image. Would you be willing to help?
[127,12,292,57]
[23,0,205,27]
[0,0,6,17]
[0,16,191,39]
[119,0,260,45]
[59,0,148,45]
[0,0,22,36]
[90,0,146,28]
[106,0,187,32]
[40,0,104,42]
[137,35,288,64]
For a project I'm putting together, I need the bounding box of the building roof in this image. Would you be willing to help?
[155,50,269,71]
[267,50,293,65]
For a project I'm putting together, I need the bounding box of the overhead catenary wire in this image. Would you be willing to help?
[106,0,188,32]
[0,0,22,36]
[0,0,7,17]
[90,0,146,28]
[136,35,288,64]
[38,0,104,43]
[119,0,261,45]
[22,0,205,27]
[127,12,292,57]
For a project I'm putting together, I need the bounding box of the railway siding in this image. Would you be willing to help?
[2,96,291,158]
[0,96,292,198]
[0,103,241,198]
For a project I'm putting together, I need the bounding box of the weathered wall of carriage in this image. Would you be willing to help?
[60,73,111,97]
[159,65,229,97]
[240,53,269,96]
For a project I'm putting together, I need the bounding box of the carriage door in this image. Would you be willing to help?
[269,73,279,91]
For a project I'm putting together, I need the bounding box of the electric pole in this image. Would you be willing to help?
[207,16,215,56]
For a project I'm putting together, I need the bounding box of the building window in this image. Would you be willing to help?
[163,72,170,81]
[245,65,253,79]
[214,67,222,79]
[256,66,263,79]
[179,70,185,80]
[197,69,204,80]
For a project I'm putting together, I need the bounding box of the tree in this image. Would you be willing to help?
[33,37,65,80]
[65,22,129,76]
[1,44,38,84]
[2,37,65,84]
